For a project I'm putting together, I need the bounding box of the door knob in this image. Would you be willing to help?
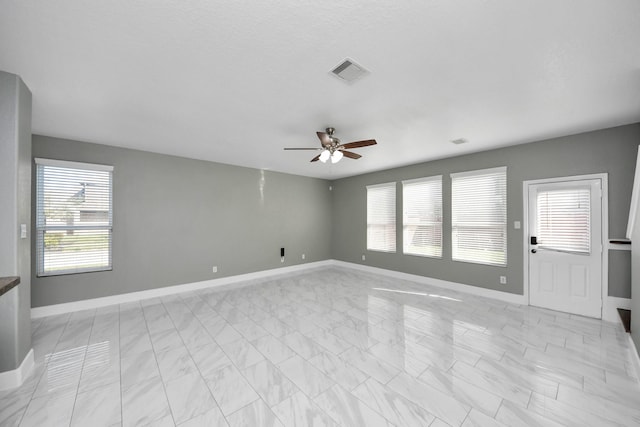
[531,249,537,253]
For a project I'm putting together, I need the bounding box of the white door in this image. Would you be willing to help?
[528,179,602,318]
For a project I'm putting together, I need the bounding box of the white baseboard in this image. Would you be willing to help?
[31,258,623,324]
[602,296,631,323]
[0,348,34,391]
[627,334,640,381]
[31,260,334,318]
[333,260,527,305]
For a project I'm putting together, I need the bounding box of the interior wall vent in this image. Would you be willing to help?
[330,58,369,84]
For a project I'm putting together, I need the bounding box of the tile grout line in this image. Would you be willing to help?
[164,292,236,424]
[67,309,98,427]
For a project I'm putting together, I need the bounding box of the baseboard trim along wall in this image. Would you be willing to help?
[334,260,528,305]
[603,296,632,323]
[31,259,630,325]
[31,260,334,318]
[0,348,34,391]
[337,261,629,323]
[627,334,640,381]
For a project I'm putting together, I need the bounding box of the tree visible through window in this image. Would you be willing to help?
[35,158,113,276]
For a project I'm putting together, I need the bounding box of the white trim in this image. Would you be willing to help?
[0,348,34,391]
[401,175,442,185]
[627,334,640,381]
[611,305,640,380]
[333,260,526,305]
[607,241,631,251]
[602,296,631,323]
[450,165,506,179]
[31,259,530,318]
[522,173,609,318]
[626,146,640,239]
[31,258,621,326]
[34,157,114,172]
[31,260,333,318]
[366,181,396,190]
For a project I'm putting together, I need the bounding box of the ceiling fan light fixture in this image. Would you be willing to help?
[319,149,331,163]
[331,150,343,163]
[283,127,377,163]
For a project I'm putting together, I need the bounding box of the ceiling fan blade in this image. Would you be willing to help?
[340,139,377,149]
[316,132,332,147]
[341,150,362,159]
[310,154,321,162]
[284,147,320,150]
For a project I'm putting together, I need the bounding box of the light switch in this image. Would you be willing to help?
[20,224,27,239]
[514,221,521,230]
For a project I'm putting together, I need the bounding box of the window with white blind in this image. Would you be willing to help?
[35,158,113,276]
[402,176,442,257]
[367,182,396,252]
[537,187,590,253]
[451,167,507,266]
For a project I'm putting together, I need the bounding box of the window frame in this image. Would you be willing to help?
[35,158,114,277]
[402,175,443,258]
[451,166,507,267]
[366,182,397,253]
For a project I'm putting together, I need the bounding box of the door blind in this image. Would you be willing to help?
[537,187,591,253]
[402,176,442,257]
[367,182,396,252]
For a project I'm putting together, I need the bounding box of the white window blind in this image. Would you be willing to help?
[402,176,442,257]
[35,158,113,276]
[451,167,507,266]
[537,187,590,253]
[367,182,396,252]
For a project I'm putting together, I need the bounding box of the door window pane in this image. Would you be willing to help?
[537,188,590,253]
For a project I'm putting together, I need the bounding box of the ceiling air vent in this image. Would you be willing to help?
[330,58,369,84]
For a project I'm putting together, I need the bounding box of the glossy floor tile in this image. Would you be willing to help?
[2,267,639,426]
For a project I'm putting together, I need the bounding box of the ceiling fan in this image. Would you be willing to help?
[284,127,377,163]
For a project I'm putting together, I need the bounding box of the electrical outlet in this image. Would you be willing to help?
[499,276,507,285]
[362,254,366,261]
[212,266,218,273]
[302,254,306,260]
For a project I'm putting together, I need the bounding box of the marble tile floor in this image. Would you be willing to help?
[2,267,640,426]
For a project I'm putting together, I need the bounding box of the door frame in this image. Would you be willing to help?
[522,173,608,316]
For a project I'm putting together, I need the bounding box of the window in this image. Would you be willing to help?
[36,158,113,276]
[402,176,442,257]
[451,167,507,266]
[537,187,591,253]
[367,182,396,252]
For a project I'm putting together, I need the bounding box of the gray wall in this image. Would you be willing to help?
[631,147,640,352]
[0,71,32,372]
[332,124,640,297]
[609,250,631,299]
[32,136,332,307]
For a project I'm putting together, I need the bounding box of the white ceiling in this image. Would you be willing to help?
[1,1,640,180]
